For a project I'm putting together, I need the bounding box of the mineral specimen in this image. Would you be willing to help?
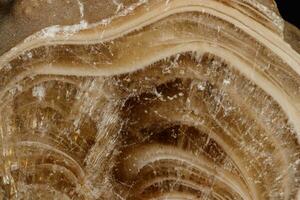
[0,0,300,199]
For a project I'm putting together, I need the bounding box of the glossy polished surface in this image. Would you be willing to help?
[0,0,300,199]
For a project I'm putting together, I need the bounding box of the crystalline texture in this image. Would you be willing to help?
[0,0,300,199]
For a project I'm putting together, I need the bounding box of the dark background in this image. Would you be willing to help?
[275,0,299,28]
